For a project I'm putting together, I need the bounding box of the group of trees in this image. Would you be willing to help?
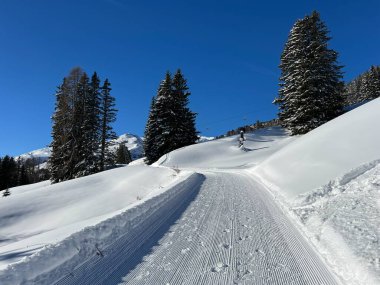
[0,155,49,196]
[275,11,344,135]
[144,70,198,164]
[49,68,118,183]
[344,65,380,106]
[225,119,280,137]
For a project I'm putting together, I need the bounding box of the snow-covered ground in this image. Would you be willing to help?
[1,99,379,284]
[253,98,380,198]
[0,165,191,270]
[291,160,380,284]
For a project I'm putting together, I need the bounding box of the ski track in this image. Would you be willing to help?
[52,171,338,285]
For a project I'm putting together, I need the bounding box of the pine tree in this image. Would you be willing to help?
[144,70,198,164]
[362,66,380,100]
[144,97,161,164]
[99,79,117,171]
[172,69,198,147]
[115,143,132,164]
[49,68,84,182]
[275,11,344,135]
[0,155,17,190]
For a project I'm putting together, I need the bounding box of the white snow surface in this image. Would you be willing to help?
[291,159,380,284]
[0,165,190,271]
[1,99,379,285]
[253,98,380,199]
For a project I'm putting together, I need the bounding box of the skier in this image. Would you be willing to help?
[239,130,245,147]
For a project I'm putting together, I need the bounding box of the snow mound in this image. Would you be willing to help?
[254,98,380,199]
[0,165,187,269]
[292,160,380,284]
[0,172,202,285]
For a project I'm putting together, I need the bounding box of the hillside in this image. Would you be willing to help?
[253,97,380,199]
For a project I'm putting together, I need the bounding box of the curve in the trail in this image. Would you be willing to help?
[54,171,339,285]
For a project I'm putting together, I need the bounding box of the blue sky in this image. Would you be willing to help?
[0,0,379,156]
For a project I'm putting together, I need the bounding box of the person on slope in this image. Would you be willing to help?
[239,130,245,147]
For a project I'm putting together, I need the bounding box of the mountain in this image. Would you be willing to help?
[17,133,145,166]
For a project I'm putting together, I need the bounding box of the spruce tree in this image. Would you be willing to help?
[172,69,198,147]
[144,70,198,164]
[144,97,160,164]
[115,143,132,164]
[275,11,344,135]
[99,79,117,171]
[362,66,380,100]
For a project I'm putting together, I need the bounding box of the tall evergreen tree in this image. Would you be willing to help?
[275,11,344,135]
[144,70,198,164]
[172,69,198,147]
[115,143,132,164]
[144,97,160,164]
[99,79,117,171]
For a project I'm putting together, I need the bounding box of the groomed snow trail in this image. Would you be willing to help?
[55,171,339,285]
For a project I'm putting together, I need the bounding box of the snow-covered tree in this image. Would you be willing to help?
[344,65,380,106]
[275,11,344,135]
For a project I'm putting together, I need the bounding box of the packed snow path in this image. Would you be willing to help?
[55,171,338,285]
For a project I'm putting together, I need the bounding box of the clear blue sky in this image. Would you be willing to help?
[1,0,379,156]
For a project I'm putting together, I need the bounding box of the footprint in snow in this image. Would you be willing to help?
[181,248,190,254]
[221,243,232,250]
[211,262,228,272]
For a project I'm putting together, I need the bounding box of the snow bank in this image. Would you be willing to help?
[254,98,380,199]
[291,160,380,284]
[0,172,202,285]
[0,165,185,269]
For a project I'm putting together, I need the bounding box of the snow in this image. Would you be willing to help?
[158,127,295,169]
[0,165,190,270]
[1,99,379,284]
[253,97,380,199]
[291,160,380,284]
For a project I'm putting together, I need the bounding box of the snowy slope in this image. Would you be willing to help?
[0,165,191,269]
[159,127,295,169]
[2,99,379,284]
[253,98,380,199]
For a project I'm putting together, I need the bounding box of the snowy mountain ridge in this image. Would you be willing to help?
[18,133,145,165]
[18,133,215,166]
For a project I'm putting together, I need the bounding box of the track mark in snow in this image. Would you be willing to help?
[55,172,339,285]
